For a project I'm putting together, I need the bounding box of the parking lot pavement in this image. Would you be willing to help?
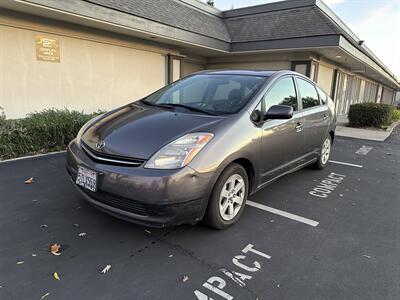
[1,128,399,300]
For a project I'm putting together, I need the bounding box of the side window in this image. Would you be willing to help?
[297,78,320,109]
[263,77,298,112]
[316,86,327,105]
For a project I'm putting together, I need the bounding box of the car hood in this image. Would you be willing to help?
[81,104,224,159]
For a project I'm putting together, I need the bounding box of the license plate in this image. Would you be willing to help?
[76,166,97,192]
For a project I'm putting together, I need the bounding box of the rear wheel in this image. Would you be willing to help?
[312,135,332,170]
[204,163,248,229]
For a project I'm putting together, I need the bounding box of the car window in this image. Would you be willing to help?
[316,86,328,105]
[263,77,298,111]
[143,74,267,115]
[213,80,241,100]
[297,78,320,109]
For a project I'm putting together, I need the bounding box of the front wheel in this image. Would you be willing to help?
[204,163,248,229]
[312,135,332,170]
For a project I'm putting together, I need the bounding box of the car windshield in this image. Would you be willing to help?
[141,74,267,115]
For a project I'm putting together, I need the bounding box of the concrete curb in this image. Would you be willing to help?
[335,121,399,142]
[0,150,66,164]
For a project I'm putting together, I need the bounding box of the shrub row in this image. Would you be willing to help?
[0,109,103,160]
[348,103,399,128]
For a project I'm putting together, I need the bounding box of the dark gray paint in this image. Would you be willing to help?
[66,70,336,227]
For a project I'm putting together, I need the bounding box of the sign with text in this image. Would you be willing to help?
[35,36,61,63]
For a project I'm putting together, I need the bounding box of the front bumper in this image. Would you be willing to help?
[66,140,213,227]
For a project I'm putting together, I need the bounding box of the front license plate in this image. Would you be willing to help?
[76,166,97,192]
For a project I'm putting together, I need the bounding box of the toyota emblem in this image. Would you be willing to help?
[96,140,106,150]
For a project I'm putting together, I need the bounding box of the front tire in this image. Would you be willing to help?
[312,135,332,170]
[204,163,248,229]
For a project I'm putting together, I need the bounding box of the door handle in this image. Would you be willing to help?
[295,122,303,132]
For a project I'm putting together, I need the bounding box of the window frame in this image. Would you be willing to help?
[294,75,322,111]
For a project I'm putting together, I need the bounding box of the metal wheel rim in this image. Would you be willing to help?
[219,174,245,221]
[321,138,331,165]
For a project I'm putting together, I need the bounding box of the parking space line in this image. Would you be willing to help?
[329,160,363,168]
[246,201,319,227]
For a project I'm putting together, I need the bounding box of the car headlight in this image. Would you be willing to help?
[76,113,105,144]
[144,133,214,169]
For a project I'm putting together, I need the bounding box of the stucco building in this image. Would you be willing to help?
[0,0,399,119]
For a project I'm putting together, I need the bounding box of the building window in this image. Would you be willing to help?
[167,55,183,84]
[291,60,319,82]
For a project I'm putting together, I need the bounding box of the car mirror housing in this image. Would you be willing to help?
[264,105,293,120]
[250,109,262,123]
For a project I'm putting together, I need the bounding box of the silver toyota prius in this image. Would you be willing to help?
[66,70,336,229]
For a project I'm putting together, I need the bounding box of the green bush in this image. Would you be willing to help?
[0,108,104,160]
[348,103,394,128]
[390,107,400,122]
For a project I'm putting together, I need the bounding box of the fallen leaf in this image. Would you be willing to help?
[73,223,79,227]
[78,232,86,237]
[40,224,48,228]
[101,265,111,274]
[54,272,60,281]
[16,261,24,265]
[168,254,173,258]
[50,243,62,255]
[339,194,343,197]
[182,275,189,283]
[40,292,50,300]
[362,254,371,259]
[144,229,151,234]
[277,283,280,288]
[24,177,34,184]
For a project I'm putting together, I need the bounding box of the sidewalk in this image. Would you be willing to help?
[335,115,399,142]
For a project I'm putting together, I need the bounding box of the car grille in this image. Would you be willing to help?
[81,142,145,167]
[83,188,149,216]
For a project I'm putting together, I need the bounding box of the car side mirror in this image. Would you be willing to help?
[250,109,262,123]
[264,105,293,120]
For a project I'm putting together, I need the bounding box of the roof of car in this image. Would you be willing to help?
[195,70,282,77]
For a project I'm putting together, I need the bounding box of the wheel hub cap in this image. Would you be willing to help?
[219,174,245,221]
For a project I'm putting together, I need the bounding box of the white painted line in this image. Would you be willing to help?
[329,160,363,168]
[246,200,319,227]
[0,151,66,164]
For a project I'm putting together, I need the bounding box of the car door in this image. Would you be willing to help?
[259,76,305,184]
[295,77,329,160]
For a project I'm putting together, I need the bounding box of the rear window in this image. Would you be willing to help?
[143,74,267,115]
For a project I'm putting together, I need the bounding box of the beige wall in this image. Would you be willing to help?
[183,61,205,76]
[0,14,176,119]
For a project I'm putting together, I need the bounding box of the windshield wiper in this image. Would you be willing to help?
[157,103,216,116]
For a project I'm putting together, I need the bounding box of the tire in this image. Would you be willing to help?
[312,135,332,170]
[204,163,249,230]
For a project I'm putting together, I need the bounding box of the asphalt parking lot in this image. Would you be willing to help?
[1,128,399,300]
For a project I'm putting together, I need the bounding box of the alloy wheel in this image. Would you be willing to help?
[321,137,331,165]
[219,174,245,221]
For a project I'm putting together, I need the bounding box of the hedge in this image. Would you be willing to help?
[348,103,398,128]
[0,108,103,160]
